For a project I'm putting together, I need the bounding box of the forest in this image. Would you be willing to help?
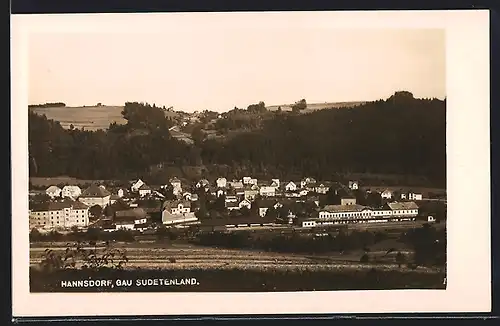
[28,92,446,187]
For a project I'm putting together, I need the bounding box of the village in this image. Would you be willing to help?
[28,175,441,236]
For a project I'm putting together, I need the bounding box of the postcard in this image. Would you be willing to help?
[11,10,491,317]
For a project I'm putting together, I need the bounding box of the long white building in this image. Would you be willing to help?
[29,199,90,229]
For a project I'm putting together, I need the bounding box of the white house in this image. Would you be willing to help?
[348,181,359,190]
[45,185,62,199]
[170,177,183,196]
[300,178,317,189]
[381,189,393,199]
[408,192,423,201]
[29,199,90,229]
[216,188,226,197]
[285,182,297,192]
[216,177,227,188]
[117,188,125,198]
[196,179,210,189]
[228,180,244,190]
[301,220,317,228]
[131,179,145,192]
[299,189,309,197]
[314,184,330,194]
[259,207,269,217]
[114,208,149,230]
[78,184,111,207]
[271,179,280,188]
[238,199,252,210]
[248,178,258,186]
[183,192,193,201]
[138,184,152,197]
[163,200,191,215]
[61,185,82,199]
[259,186,276,197]
[428,215,436,223]
[225,195,238,204]
[242,177,252,185]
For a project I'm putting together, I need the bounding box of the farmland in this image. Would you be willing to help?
[29,242,445,292]
[29,105,126,131]
[266,101,367,113]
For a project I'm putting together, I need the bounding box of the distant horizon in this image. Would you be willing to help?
[29,24,445,113]
[28,91,446,113]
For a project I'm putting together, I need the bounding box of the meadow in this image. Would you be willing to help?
[30,105,126,131]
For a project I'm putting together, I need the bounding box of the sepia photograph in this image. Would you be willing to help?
[12,10,491,317]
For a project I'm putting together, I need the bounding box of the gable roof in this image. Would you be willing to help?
[80,184,111,198]
[162,200,192,210]
[115,208,147,220]
[322,204,370,213]
[387,202,419,210]
[46,185,61,193]
[138,184,151,191]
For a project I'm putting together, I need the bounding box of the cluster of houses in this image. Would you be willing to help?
[29,175,429,232]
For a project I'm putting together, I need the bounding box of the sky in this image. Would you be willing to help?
[29,27,445,112]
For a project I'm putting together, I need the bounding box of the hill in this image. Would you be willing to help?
[266,101,366,113]
[28,92,446,187]
[29,105,182,131]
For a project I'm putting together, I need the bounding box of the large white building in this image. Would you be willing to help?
[61,185,82,199]
[29,200,90,229]
[78,184,111,208]
[314,201,419,226]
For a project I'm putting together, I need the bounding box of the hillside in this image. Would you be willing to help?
[29,105,182,131]
[28,92,446,187]
[29,101,366,131]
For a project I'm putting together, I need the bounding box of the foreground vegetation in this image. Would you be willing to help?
[30,266,445,292]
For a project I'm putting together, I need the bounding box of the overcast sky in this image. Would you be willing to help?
[29,27,445,112]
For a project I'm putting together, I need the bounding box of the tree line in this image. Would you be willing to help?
[29,92,446,187]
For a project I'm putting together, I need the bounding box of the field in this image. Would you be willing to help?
[266,101,367,113]
[30,105,126,131]
[29,242,445,292]
[29,176,112,188]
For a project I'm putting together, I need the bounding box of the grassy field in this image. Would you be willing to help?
[30,105,126,131]
[29,176,113,188]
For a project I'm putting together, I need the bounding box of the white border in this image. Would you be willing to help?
[11,10,491,317]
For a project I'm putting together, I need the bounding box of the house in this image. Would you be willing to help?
[243,185,259,201]
[183,192,193,201]
[109,194,121,205]
[285,182,297,192]
[299,189,309,197]
[226,201,240,211]
[300,177,317,189]
[29,199,90,229]
[248,178,258,186]
[117,188,126,198]
[114,208,150,230]
[162,211,198,226]
[385,202,419,218]
[162,200,191,215]
[61,185,82,199]
[318,204,373,222]
[381,189,393,199]
[228,180,244,190]
[340,196,356,206]
[78,184,111,207]
[270,180,280,189]
[242,177,252,185]
[190,194,199,202]
[428,215,436,223]
[45,185,61,199]
[196,179,210,189]
[408,192,423,201]
[138,184,152,197]
[259,186,276,197]
[131,179,145,192]
[258,207,269,217]
[216,177,227,188]
[300,219,317,228]
[314,183,330,194]
[348,181,359,190]
[225,195,238,204]
[238,199,252,210]
[216,188,226,197]
[170,177,183,196]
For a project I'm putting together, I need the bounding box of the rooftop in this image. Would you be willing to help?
[322,204,370,213]
[387,202,419,210]
[80,184,111,198]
